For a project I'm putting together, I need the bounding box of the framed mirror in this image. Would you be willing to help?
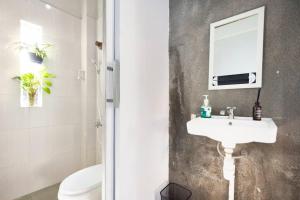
[209,6,265,90]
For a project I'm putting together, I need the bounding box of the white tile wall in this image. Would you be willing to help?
[0,0,99,199]
[0,95,30,130]
[42,0,83,18]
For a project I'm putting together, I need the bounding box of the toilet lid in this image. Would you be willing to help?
[59,164,103,196]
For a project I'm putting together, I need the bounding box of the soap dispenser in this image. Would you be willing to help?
[200,95,212,118]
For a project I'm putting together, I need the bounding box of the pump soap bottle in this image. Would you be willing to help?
[200,95,212,118]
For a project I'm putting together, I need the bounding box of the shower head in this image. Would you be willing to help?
[95,41,102,49]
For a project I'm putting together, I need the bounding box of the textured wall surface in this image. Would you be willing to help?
[169,0,300,199]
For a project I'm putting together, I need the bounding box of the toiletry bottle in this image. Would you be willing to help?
[253,102,262,121]
[253,89,262,121]
[200,95,212,118]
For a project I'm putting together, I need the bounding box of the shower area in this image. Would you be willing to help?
[0,0,104,199]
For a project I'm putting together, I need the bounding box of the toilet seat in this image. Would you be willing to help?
[58,164,102,196]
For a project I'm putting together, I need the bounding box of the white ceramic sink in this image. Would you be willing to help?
[187,115,278,200]
[187,115,277,148]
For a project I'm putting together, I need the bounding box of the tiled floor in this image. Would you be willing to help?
[14,184,60,200]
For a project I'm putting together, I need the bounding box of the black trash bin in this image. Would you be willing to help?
[160,183,192,200]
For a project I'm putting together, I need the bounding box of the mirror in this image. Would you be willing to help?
[209,7,265,90]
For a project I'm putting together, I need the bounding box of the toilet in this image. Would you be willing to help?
[58,164,102,200]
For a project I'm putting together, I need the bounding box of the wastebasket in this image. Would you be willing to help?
[160,183,192,200]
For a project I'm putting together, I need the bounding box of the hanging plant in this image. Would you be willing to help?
[13,67,56,107]
[14,42,52,64]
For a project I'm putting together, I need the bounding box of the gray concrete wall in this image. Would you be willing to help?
[169,0,300,199]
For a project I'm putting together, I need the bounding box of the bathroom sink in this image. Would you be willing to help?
[187,116,277,148]
[187,115,278,200]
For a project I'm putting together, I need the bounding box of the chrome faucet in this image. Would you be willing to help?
[226,107,236,119]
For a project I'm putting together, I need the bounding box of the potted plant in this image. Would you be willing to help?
[13,67,56,107]
[15,42,52,64]
[28,43,52,64]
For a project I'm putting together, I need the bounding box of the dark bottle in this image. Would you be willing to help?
[253,102,262,121]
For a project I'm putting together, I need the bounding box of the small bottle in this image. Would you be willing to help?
[253,102,262,121]
[200,95,212,118]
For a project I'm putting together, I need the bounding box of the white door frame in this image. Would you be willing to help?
[103,0,118,199]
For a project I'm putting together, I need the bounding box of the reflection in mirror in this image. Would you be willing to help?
[209,7,265,90]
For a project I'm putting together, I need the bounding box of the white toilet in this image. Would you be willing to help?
[58,164,102,200]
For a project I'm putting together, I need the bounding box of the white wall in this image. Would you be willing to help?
[40,0,83,18]
[40,0,98,19]
[0,0,97,199]
[117,0,169,199]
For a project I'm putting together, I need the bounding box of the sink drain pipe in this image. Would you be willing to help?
[217,143,245,200]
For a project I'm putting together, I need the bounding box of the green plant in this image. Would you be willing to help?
[31,43,52,60]
[14,42,52,60]
[13,67,56,106]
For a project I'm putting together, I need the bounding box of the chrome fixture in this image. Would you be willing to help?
[91,59,101,75]
[226,107,236,119]
[95,120,102,128]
